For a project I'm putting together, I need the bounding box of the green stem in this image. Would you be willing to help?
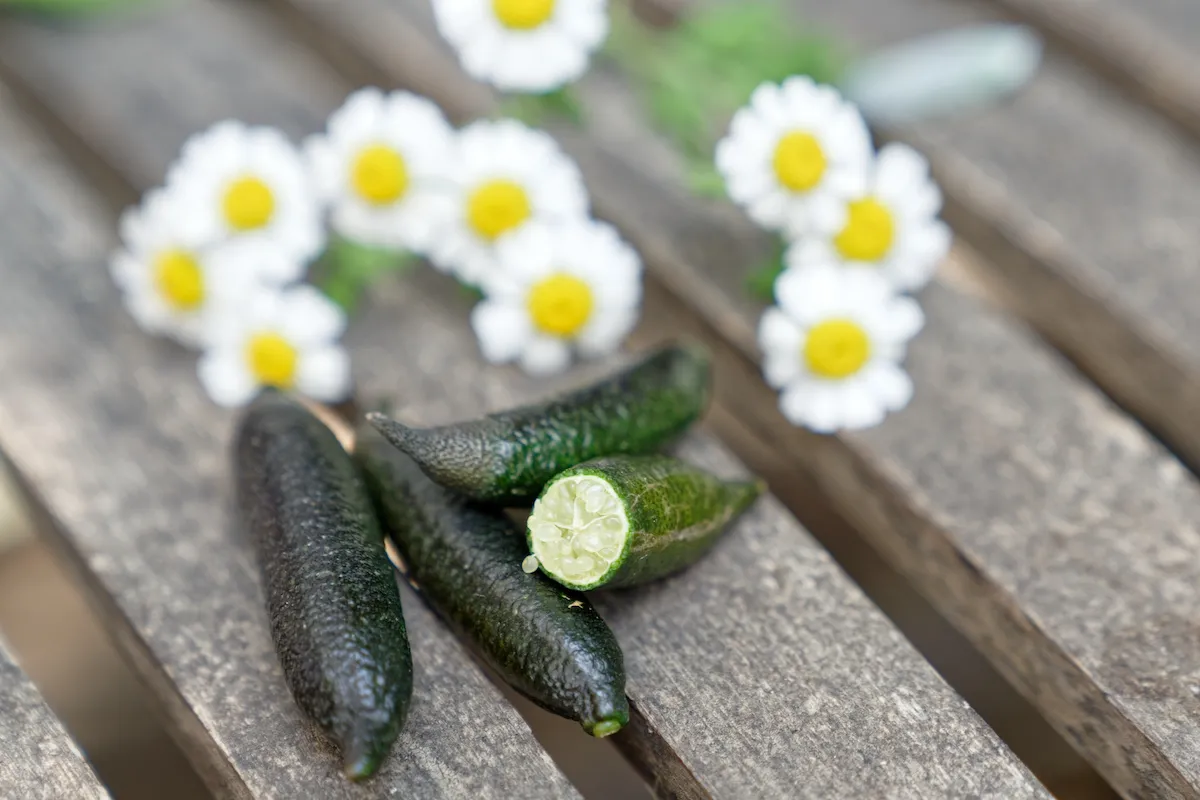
[315,238,416,314]
[744,238,788,302]
[497,86,585,127]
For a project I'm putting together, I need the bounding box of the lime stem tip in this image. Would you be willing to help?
[588,718,625,738]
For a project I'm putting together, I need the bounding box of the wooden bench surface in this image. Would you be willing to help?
[986,0,1200,145]
[0,635,108,799]
[0,79,579,800]
[774,0,1200,474]
[225,0,1200,796]
[0,0,1198,796]
[0,1,1050,798]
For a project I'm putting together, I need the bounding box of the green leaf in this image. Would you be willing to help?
[744,239,788,303]
[498,86,585,127]
[315,237,416,314]
[318,274,361,314]
[686,160,728,198]
[614,0,848,170]
[1,0,148,17]
[457,281,485,304]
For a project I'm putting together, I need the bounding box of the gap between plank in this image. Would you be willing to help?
[634,0,1200,495]
[0,31,680,800]
[981,0,1200,148]
[1,463,256,799]
[243,0,1124,794]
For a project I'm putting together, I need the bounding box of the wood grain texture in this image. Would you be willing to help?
[765,0,1200,474]
[583,14,1200,796]
[0,2,1050,797]
[0,70,577,800]
[349,270,1047,800]
[0,635,108,800]
[250,0,1200,796]
[985,0,1200,144]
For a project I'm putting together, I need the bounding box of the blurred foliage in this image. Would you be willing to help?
[315,238,417,314]
[0,0,149,17]
[606,2,845,297]
[498,87,586,127]
[607,0,845,195]
[744,239,788,303]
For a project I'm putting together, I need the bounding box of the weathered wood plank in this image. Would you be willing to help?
[985,0,1200,144]
[0,635,108,799]
[354,274,1049,800]
[252,0,1200,796]
[0,2,1049,797]
[0,71,578,800]
[563,90,1200,798]
[789,0,1200,474]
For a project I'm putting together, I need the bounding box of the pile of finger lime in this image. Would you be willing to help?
[234,344,762,780]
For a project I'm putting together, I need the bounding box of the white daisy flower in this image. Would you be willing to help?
[110,188,259,348]
[432,0,609,93]
[716,77,874,239]
[759,265,923,433]
[198,284,352,408]
[306,87,456,253]
[471,220,642,376]
[786,143,952,292]
[167,121,324,267]
[429,119,589,286]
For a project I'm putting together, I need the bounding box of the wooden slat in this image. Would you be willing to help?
[0,2,1051,797]
[789,0,1200,476]
[985,0,1200,145]
[0,635,108,799]
[243,0,1200,797]
[0,65,578,800]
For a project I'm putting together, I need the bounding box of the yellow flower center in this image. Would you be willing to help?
[835,198,896,262]
[153,249,205,311]
[351,143,409,205]
[528,273,594,337]
[246,332,299,388]
[804,319,871,379]
[467,179,532,241]
[773,131,827,192]
[223,176,276,231]
[493,0,556,29]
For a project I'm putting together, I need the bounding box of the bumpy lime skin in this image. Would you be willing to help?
[235,391,412,781]
[356,426,630,737]
[367,344,712,504]
[533,455,765,591]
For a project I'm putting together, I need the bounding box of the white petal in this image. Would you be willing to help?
[746,191,790,232]
[874,143,932,198]
[493,223,558,287]
[780,381,841,433]
[774,265,847,325]
[279,285,348,346]
[471,301,534,364]
[198,350,260,408]
[763,354,801,391]
[210,242,308,288]
[870,295,925,345]
[758,307,802,353]
[805,384,846,433]
[296,346,353,402]
[864,361,915,411]
[520,336,573,376]
[555,0,607,46]
[806,192,852,234]
[838,382,888,430]
[575,307,638,358]
[783,239,833,270]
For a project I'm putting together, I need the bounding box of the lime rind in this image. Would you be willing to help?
[529,475,628,587]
